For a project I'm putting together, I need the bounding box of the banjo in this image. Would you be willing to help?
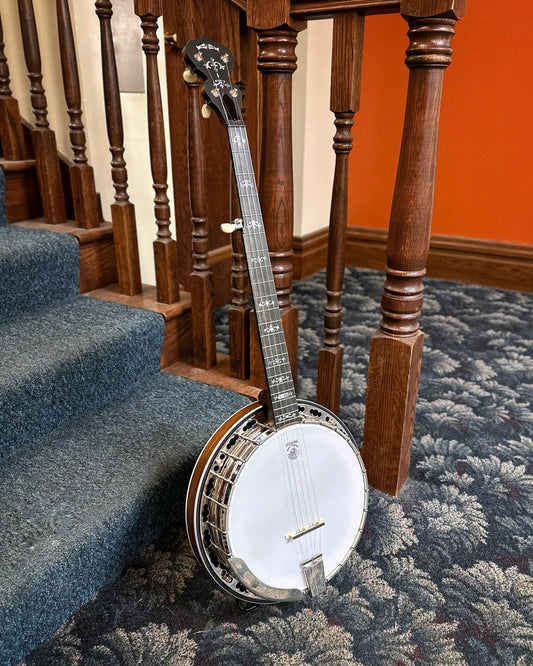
[184,36,368,605]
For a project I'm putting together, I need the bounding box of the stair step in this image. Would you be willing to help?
[0,371,250,665]
[0,157,42,223]
[0,225,79,319]
[0,295,164,460]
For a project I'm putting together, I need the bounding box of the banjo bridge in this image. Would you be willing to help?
[285,518,325,542]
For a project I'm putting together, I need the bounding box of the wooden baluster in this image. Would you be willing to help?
[316,12,364,414]
[249,25,301,387]
[229,216,250,377]
[57,0,100,229]
[95,0,142,296]
[362,0,465,495]
[17,0,66,224]
[134,0,180,304]
[228,24,255,379]
[0,12,26,160]
[183,69,216,369]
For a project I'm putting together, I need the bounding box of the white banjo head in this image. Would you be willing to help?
[186,400,368,604]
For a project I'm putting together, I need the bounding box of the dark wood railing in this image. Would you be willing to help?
[0,0,465,495]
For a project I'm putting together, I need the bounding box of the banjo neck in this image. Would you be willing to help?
[227,121,299,430]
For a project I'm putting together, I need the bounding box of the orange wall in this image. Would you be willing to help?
[347,0,533,245]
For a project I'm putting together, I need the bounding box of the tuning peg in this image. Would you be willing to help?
[221,219,243,234]
[201,103,212,119]
[164,32,178,47]
[183,68,198,84]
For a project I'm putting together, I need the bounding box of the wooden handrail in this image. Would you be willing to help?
[95,0,142,296]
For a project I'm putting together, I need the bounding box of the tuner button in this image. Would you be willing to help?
[201,104,212,119]
[183,69,198,84]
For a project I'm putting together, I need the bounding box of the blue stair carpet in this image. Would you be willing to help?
[0,372,248,665]
[22,268,533,666]
[0,295,164,460]
[0,197,249,664]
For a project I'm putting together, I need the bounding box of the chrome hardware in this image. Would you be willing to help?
[221,218,243,234]
[230,87,239,97]
[164,32,178,47]
[229,557,305,603]
[301,555,327,598]
[183,68,198,84]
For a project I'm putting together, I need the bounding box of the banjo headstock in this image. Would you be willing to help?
[183,37,243,124]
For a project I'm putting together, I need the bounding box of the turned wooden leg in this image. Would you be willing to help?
[250,26,299,388]
[362,1,465,495]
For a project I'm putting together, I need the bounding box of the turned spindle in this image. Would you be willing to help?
[135,0,180,304]
[248,25,300,388]
[317,12,364,414]
[57,0,100,229]
[17,0,66,223]
[95,0,142,295]
[0,11,25,160]
[362,0,465,495]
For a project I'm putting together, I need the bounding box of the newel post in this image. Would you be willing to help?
[362,0,465,495]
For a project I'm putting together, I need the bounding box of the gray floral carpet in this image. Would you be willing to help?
[24,267,533,665]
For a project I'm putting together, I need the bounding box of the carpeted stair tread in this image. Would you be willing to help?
[0,225,80,319]
[0,371,250,664]
[0,295,164,460]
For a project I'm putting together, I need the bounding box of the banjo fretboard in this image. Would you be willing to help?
[228,121,299,429]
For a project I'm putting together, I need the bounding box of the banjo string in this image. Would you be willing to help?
[232,123,323,565]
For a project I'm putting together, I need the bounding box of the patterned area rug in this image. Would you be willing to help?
[24,268,533,665]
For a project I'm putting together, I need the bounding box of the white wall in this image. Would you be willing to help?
[1,1,334,283]
[293,20,335,238]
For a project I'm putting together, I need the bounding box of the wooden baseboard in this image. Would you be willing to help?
[292,227,330,280]
[293,226,533,293]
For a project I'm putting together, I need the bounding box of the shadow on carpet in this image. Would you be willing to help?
[23,268,533,666]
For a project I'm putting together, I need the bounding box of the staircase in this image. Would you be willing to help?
[0,167,250,665]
